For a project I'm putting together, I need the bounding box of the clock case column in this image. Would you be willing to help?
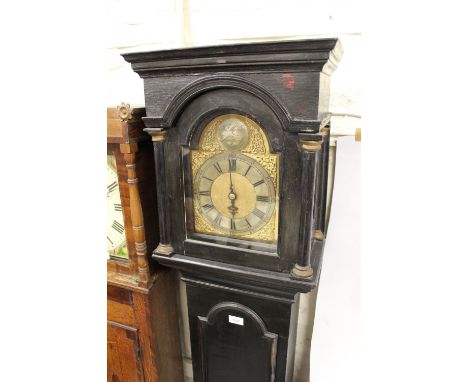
[143,125,174,256]
[291,130,330,280]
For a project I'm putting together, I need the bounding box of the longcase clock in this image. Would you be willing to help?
[106,103,183,382]
[123,39,342,382]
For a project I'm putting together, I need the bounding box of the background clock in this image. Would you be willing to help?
[107,154,128,259]
[106,104,183,382]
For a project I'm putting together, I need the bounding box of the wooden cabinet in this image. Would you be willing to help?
[107,104,183,382]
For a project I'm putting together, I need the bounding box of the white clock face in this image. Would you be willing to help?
[107,155,128,259]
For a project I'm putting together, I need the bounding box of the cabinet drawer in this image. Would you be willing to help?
[108,322,144,381]
[108,299,136,327]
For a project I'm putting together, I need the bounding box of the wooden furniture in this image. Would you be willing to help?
[123,39,342,382]
[107,104,183,382]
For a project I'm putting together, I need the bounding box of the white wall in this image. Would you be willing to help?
[309,137,361,382]
[106,2,361,381]
[106,0,361,123]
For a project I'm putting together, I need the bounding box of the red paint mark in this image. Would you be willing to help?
[283,73,295,90]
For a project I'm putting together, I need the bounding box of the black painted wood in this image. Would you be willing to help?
[296,145,320,272]
[122,38,341,75]
[198,302,278,382]
[151,138,173,254]
[124,39,342,382]
[123,39,343,132]
[184,274,299,382]
[317,128,331,234]
[154,253,319,295]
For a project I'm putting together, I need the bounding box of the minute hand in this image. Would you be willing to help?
[227,168,238,217]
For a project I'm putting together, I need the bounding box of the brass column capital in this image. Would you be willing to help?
[291,264,314,279]
[156,243,174,256]
[313,230,324,240]
[151,131,167,142]
[320,127,330,136]
[301,139,322,152]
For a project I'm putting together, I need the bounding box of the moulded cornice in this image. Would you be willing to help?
[122,38,343,76]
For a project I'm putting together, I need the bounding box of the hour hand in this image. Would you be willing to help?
[227,190,238,217]
[228,203,238,217]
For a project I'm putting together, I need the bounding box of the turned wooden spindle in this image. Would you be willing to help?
[121,143,150,285]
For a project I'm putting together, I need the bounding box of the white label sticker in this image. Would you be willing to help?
[228,315,244,326]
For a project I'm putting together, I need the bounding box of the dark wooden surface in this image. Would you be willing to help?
[316,128,330,234]
[198,302,278,382]
[152,138,173,251]
[123,39,342,131]
[184,273,299,382]
[123,39,342,382]
[154,252,321,295]
[296,146,320,271]
[136,139,160,274]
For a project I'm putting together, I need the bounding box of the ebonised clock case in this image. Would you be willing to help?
[122,38,341,278]
[123,38,342,382]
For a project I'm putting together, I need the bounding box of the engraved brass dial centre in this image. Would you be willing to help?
[211,173,256,219]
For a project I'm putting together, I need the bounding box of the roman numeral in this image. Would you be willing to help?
[252,208,265,220]
[198,190,210,196]
[112,220,125,234]
[229,159,236,172]
[253,179,265,187]
[213,213,223,227]
[107,236,113,245]
[108,181,118,193]
[213,162,223,174]
[203,176,214,182]
[230,219,236,231]
[202,203,214,212]
[244,218,252,228]
[114,203,122,211]
[244,165,252,177]
[256,195,270,202]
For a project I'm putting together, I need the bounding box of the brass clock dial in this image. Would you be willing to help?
[191,114,279,243]
[194,152,276,235]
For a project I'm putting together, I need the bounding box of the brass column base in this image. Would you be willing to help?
[155,243,174,256]
[290,263,314,280]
